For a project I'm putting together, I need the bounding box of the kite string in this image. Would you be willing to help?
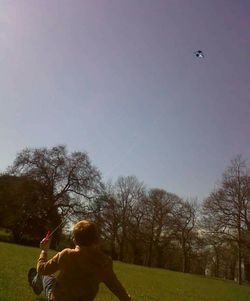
[46,219,66,239]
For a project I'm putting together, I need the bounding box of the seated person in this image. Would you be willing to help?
[28,220,131,301]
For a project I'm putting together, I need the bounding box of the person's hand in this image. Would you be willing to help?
[40,237,50,252]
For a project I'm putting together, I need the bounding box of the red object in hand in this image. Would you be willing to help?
[44,230,51,241]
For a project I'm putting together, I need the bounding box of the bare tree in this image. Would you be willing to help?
[7,145,102,218]
[127,197,146,264]
[113,176,145,261]
[172,199,197,273]
[100,194,120,259]
[202,155,250,284]
[143,189,178,267]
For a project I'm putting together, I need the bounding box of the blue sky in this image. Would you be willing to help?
[0,0,249,201]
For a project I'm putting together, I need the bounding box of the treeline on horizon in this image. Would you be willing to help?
[0,145,249,285]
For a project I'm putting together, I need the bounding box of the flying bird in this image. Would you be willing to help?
[194,50,204,58]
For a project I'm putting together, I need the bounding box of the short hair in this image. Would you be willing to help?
[73,220,99,246]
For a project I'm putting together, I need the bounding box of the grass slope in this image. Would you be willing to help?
[1,242,250,301]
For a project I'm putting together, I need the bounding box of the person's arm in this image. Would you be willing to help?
[102,258,131,301]
[37,250,62,275]
[36,237,64,275]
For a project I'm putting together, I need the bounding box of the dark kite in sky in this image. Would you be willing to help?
[194,50,204,58]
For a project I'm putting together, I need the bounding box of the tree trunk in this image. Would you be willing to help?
[182,248,188,273]
[182,234,188,273]
[238,240,242,284]
[147,239,152,266]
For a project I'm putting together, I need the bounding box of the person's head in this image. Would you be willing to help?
[72,220,99,247]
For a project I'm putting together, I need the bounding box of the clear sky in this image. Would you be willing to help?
[0,0,249,201]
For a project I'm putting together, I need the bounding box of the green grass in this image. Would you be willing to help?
[1,242,250,301]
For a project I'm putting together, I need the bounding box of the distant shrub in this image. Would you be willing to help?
[0,228,13,242]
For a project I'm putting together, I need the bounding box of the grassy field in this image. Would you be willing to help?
[1,242,250,301]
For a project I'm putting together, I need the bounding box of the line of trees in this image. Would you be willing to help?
[0,146,249,284]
